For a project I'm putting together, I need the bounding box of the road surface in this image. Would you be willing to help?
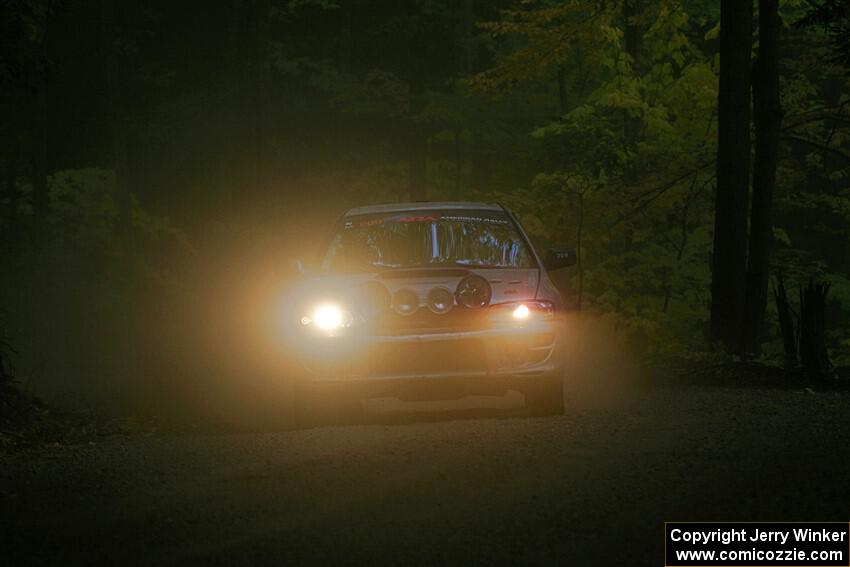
[2,382,849,566]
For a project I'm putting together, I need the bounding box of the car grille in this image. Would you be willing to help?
[368,340,488,377]
[378,308,486,334]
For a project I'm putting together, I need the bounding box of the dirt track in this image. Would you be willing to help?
[2,381,850,566]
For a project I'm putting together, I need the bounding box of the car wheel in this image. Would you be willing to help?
[523,376,565,416]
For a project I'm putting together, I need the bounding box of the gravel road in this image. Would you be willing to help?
[2,381,850,566]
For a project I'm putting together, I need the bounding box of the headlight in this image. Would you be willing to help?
[314,304,344,330]
[512,304,530,320]
[300,303,352,332]
[489,301,554,324]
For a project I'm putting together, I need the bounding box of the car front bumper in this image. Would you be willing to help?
[296,321,563,384]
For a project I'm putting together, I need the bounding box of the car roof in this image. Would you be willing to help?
[344,201,504,217]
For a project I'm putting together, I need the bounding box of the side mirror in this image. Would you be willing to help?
[544,247,577,271]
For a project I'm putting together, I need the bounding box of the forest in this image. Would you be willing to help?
[4,2,850,565]
[1,0,849,420]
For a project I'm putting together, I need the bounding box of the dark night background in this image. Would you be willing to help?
[1,1,850,565]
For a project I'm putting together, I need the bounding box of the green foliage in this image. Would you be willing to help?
[459,0,850,361]
[48,169,118,253]
[473,0,720,354]
[3,0,850,407]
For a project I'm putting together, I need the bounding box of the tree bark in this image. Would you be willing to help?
[340,0,353,74]
[773,275,797,369]
[557,65,567,115]
[621,0,642,182]
[225,0,244,214]
[4,92,20,236]
[710,0,753,348]
[31,8,50,232]
[462,0,474,76]
[799,280,833,381]
[742,0,782,354]
[622,0,642,72]
[575,190,585,310]
[405,1,431,202]
[2,10,27,238]
[469,129,488,191]
[101,0,132,245]
[32,84,48,226]
[407,86,427,202]
[247,0,270,207]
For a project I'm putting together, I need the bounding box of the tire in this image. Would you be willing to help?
[522,375,565,416]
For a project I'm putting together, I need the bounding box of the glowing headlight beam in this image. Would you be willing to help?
[512,304,531,320]
[313,304,345,330]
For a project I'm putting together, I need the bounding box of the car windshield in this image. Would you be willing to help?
[321,210,536,274]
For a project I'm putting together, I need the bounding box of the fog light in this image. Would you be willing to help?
[392,289,419,316]
[512,304,530,320]
[427,287,454,314]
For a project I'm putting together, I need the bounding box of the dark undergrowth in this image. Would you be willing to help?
[0,379,129,453]
[0,334,127,452]
[649,357,850,391]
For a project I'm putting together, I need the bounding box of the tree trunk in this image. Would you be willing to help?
[225,0,244,214]
[408,135,427,201]
[405,0,431,203]
[575,190,584,310]
[407,85,427,202]
[248,0,270,208]
[32,84,48,227]
[469,129,488,191]
[4,94,20,236]
[3,17,26,239]
[31,13,50,232]
[333,0,353,166]
[462,0,474,76]
[799,279,833,381]
[742,0,782,354]
[557,65,567,115]
[340,0,353,74]
[620,0,642,183]
[101,0,132,245]
[773,275,797,370]
[710,0,753,348]
[622,0,642,72]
